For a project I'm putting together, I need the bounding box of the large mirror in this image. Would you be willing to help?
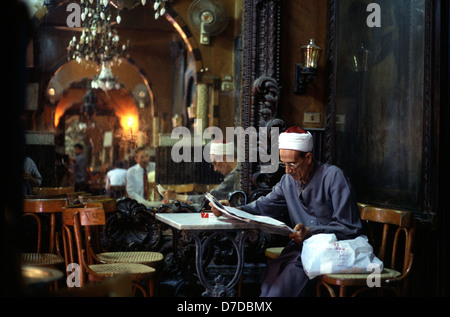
[24,0,247,205]
[327,0,428,211]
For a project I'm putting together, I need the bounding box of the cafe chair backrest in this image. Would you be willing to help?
[62,207,105,226]
[61,207,106,286]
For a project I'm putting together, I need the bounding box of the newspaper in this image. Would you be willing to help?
[205,193,295,236]
[156,184,166,197]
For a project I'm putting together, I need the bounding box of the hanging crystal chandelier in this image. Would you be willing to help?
[67,0,130,69]
[153,0,168,19]
[90,62,122,90]
[66,1,168,66]
[67,1,166,91]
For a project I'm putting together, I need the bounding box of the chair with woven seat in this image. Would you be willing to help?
[316,204,415,297]
[81,201,163,296]
[61,207,157,296]
[95,252,163,270]
[80,202,164,277]
[21,198,67,270]
[21,253,65,267]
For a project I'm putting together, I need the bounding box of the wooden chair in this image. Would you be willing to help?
[109,186,126,199]
[316,204,415,297]
[21,198,67,269]
[82,198,117,213]
[80,201,163,265]
[61,207,157,297]
[80,201,163,295]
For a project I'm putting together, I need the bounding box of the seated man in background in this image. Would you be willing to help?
[126,147,156,205]
[163,139,240,205]
[211,126,362,297]
[105,161,127,197]
[23,156,42,195]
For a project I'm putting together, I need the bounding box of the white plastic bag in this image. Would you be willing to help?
[301,233,383,279]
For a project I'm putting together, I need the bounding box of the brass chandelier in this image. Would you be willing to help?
[66,0,130,68]
[66,0,167,90]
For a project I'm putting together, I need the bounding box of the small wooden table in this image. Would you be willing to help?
[155,213,260,297]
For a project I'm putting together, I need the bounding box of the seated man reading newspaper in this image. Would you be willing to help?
[161,139,240,205]
[210,126,363,297]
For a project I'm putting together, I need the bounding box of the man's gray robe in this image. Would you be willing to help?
[241,162,363,297]
[187,166,241,204]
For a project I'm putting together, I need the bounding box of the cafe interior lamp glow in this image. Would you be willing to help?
[127,116,134,127]
[294,39,322,94]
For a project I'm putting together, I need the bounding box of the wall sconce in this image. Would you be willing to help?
[294,39,322,95]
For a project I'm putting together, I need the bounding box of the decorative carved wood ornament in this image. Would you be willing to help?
[241,0,285,196]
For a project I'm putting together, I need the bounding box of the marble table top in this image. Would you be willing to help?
[155,212,261,231]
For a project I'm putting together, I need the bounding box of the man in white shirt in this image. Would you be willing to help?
[105,161,127,196]
[126,147,155,204]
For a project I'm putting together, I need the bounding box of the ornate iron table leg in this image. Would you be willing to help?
[184,230,253,297]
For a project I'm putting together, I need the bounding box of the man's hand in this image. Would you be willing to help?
[210,199,230,217]
[289,223,311,245]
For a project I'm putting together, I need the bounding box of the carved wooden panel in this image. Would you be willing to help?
[241,0,283,196]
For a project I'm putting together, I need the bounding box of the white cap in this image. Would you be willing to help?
[278,126,313,152]
[209,139,235,156]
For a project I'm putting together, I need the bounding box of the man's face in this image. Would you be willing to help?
[210,154,229,176]
[136,150,149,168]
[279,149,312,182]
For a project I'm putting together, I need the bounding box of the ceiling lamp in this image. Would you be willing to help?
[66,0,132,68]
[90,62,121,91]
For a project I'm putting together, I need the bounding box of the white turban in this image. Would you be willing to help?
[210,140,235,156]
[278,129,313,153]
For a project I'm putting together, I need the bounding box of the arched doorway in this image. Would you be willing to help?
[48,58,152,168]
[54,86,139,164]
